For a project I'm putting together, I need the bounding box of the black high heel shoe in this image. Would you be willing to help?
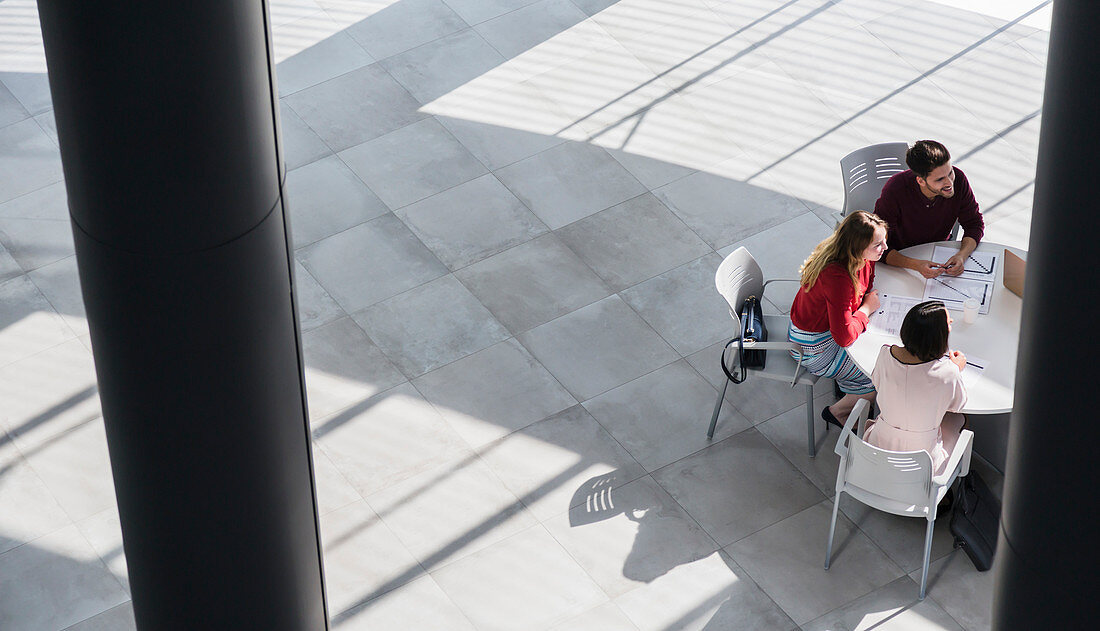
[821,406,844,431]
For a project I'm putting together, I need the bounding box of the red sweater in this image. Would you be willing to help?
[873,168,983,254]
[790,262,874,347]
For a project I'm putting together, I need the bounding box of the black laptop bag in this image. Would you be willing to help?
[949,471,1001,571]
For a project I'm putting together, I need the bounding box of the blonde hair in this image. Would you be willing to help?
[800,211,888,291]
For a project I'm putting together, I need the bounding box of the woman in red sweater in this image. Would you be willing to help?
[789,211,888,427]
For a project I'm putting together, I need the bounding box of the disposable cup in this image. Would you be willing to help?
[963,297,980,324]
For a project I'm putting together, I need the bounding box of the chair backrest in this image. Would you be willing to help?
[840,142,909,218]
[715,247,765,328]
[844,439,934,509]
[835,400,935,511]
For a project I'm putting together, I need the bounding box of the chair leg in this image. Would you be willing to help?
[806,384,817,457]
[707,377,729,439]
[919,518,935,600]
[824,491,841,569]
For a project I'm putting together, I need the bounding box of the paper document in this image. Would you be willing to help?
[958,353,988,390]
[931,245,997,281]
[868,293,924,336]
[923,275,993,314]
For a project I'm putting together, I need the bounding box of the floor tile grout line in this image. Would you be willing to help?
[0,181,65,215]
[291,97,717,247]
[378,28,508,108]
[440,0,542,29]
[0,109,47,134]
[717,498,894,626]
[421,519,599,629]
[401,341,580,453]
[312,2,473,58]
[680,353,824,429]
[343,448,613,615]
[57,600,134,631]
[276,15,469,100]
[328,453,485,596]
[548,189,711,289]
[70,515,131,603]
[642,439,822,620]
[281,60,425,155]
[23,262,87,340]
[612,249,728,356]
[0,452,116,578]
[536,508,649,616]
[422,571,483,631]
[340,274,511,382]
[0,315,84,373]
[468,0,627,90]
[329,116,492,216]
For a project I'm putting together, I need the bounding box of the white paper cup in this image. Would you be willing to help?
[963,297,980,324]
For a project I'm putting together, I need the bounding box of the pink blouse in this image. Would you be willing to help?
[864,345,967,473]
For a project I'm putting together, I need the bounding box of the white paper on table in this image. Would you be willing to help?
[868,293,924,336]
[931,245,997,281]
[923,275,993,314]
[958,353,988,390]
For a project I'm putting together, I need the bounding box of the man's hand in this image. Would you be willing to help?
[942,252,967,276]
[914,259,944,279]
[948,349,966,371]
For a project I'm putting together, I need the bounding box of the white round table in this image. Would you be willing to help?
[847,241,1025,414]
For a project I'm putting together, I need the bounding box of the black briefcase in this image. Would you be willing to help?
[949,471,1001,571]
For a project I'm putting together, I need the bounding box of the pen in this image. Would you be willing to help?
[943,353,983,369]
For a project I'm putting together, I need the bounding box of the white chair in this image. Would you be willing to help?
[825,399,975,600]
[832,141,960,240]
[831,141,909,227]
[708,247,820,456]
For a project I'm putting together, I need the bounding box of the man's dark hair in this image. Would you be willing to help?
[906,140,951,178]
[900,301,950,362]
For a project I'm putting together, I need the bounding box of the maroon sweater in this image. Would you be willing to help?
[873,168,984,254]
[790,262,874,348]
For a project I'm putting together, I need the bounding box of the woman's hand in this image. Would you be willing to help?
[948,349,966,371]
[857,290,880,319]
[860,289,880,314]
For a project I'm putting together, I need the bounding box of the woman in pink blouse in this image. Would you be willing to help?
[863,301,967,474]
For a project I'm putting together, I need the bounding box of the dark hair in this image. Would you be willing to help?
[906,140,951,178]
[900,301,950,362]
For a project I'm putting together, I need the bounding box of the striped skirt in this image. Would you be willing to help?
[787,323,874,395]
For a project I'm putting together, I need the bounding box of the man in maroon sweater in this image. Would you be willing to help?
[873,140,984,278]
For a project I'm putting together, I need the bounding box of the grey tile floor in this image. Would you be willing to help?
[0,0,1048,629]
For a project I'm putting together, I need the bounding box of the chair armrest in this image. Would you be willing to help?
[761,278,800,301]
[739,339,815,388]
[834,399,870,457]
[762,278,800,288]
[932,429,975,487]
[740,340,799,351]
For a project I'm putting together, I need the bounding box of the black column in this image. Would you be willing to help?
[994,1,1100,626]
[36,2,328,629]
